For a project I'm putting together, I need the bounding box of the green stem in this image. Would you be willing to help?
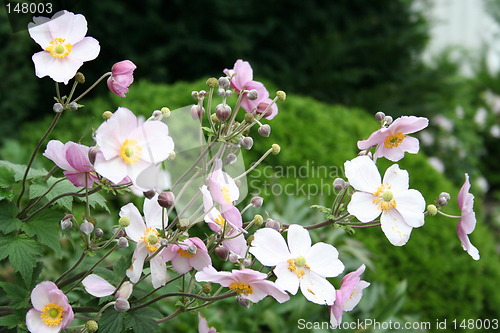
[55,251,87,286]
[130,291,237,312]
[71,72,112,104]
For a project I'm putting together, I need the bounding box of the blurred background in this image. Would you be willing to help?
[1,0,500,332]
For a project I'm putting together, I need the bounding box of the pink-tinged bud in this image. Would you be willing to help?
[251,196,264,208]
[384,115,393,125]
[60,219,72,230]
[80,220,94,235]
[94,228,104,238]
[236,295,250,308]
[53,103,63,113]
[191,105,205,120]
[265,219,281,231]
[258,124,271,137]
[243,258,252,267]
[216,104,231,122]
[117,237,129,248]
[215,246,229,260]
[218,76,230,90]
[151,110,163,120]
[225,153,237,165]
[88,146,99,165]
[333,178,346,191]
[113,227,125,238]
[240,137,253,150]
[63,214,74,220]
[217,88,226,96]
[158,191,175,208]
[143,190,156,199]
[107,60,136,97]
[228,253,239,263]
[115,281,133,300]
[247,89,258,100]
[114,298,130,312]
[375,111,386,122]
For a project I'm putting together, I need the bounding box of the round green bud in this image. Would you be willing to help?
[85,320,98,333]
[178,218,190,231]
[211,113,219,123]
[247,235,255,246]
[206,77,218,88]
[276,90,286,101]
[244,113,255,123]
[102,111,113,120]
[427,204,438,216]
[119,216,131,227]
[161,107,171,117]
[253,214,264,226]
[202,283,212,294]
[271,144,281,155]
[75,72,85,84]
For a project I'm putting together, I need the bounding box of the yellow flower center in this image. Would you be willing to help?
[373,184,397,213]
[142,227,161,253]
[41,303,64,326]
[45,38,72,58]
[229,282,254,295]
[215,215,226,227]
[119,139,142,164]
[287,256,309,278]
[177,248,196,258]
[384,132,405,149]
[221,186,232,203]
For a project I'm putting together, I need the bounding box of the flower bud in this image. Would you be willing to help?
[228,253,239,263]
[160,238,169,246]
[333,178,346,191]
[276,90,286,101]
[265,219,281,231]
[215,104,231,122]
[218,77,230,90]
[80,220,94,235]
[427,204,438,216]
[107,60,136,97]
[253,214,264,226]
[202,283,212,294]
[85,320,98,333]
[243,258,252,267]
[384,116,393,126]
[178,218,190,231]
[217,88,226,97]
[251,196,264,208]
[114,298,130,312]
[247,89,259,100]
[94,228,104,238]
[236,296,250,308]
[241,137,254,150]
[143,190,156,199]
[199,90,207,98]
[191,105,205,120]
[206,77,218,88]
[437,197,448,207]
[187,244,197,255]
[375,111,386,122]
[151,110,163,120]
[161,107,171,117]
[158,191,175,208]
[258,124,271,137]
[271,144,281,155]
[117,237,129,248]
[53,103,64,113]
[115,281,133,300]
[224,90,233,98]
[113,227,125,238]
[225,153,237,165]
[168,151,176,160]
[69,102,79,111]
[75,72,85,84]
[192,91,199,99]
[60,219,73,230]
[102,111,113,120]
[119,216,131,227]
[244,113,255,123]
[439,192,451,201]
[88,146,99,165]
[215,246,229,260]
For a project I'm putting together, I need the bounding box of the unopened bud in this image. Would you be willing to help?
[357,150,372,158]
[384,116,393,126]
[119,216,130,227]
[265,219,280,231]
[80,220,94,235]
[276,90,286,101]
[202,283,212,294]
[247,89,258,100]
[191,105,205,120]
[206,77,218,88]
[375,111,386,122]
[241,137,254,150]
[53,103,64,113]
[243,258,252,267]
[160,238,169,246]
[191,91,199,99]
[102,111,113,120]
[427,204,438,216]
[211,113,219,124]
[258,124,271,137]
[115,281,133,300]
[69,102,78,111]
[228,253,239,263]
[251,196,263,208]
[439,192,451,201]
[224,90,233,98]
[85,320,98,333]
[60,219,73,230]
[143,190,156,199]
[178,218,190,231]
[218,77,230,90]
[437,197,448,207]
[244,113,255,123]
[113,227,125,238]
[236,295,250,308]
[75,72,85,84]
[271,144,281,155]
[88,146,99,165]
[161,107,171,117]
[94,228,104,238]
[117,237,129,248]
[216,104,231,122]
[158,191,175,208]
[333,178,346,191]
[151,110,163,120]
[253,214,264,226]
[217,88,226,97]
[114,298,130,312]
[187,244,197,255]
[168,151,176,160]
[215,246,229,260]
[225,153,237,165]
[199,90,207,98]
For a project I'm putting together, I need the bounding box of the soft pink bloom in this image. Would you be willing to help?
[457,174,480,260]
[198,313,217,333]
[196,266,290,304]
[43,140,98,187]
[329,265,370,328]
[345,156,425,246]
[28,10,100,84]
[120,196,167,288]
[81,274,116,297]
[249,224,344,305]
[161,237,211,274]
[107,60,137,97]
[357,116,429,162]
[26,281,74,333]
[255,98,278,120]
[94,107,174,184]
[207,159,239,205]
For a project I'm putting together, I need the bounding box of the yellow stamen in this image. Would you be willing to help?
[141,227,161,253]
[215,215,226,227]
[287,257,309,278]
[373,184,397,213]
[221,186,232,203]
[177,248,195,258]
[119,139,142,164]
[45,38,72,58]
[41,303,64,326]
[229,282,254,295]
[384,132,405,149]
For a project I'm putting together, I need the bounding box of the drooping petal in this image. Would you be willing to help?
[150,255,167,288]
[347,192,381,222]
[126,243,148,283]
[380,209,413,246]
[382,164,409,193]
[305,243,344,278]
[252,280,290,304]
[120,203,146,242]
[457,227,480,260]
[64,142,92,172]
[299,271,336,305]
[274,262,300,295]
[249,228,291,266]
[394,189,425,228]
[344,156,381,193]
[195,266,235,286]
[81,274,116,297]
[222,233,247,258]
[287,224,311,257]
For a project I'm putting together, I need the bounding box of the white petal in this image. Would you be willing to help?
[126,243,148,283]
[380,210,413,246]
[306,243,344,278]
[26,309,61,333]
[120,203,146,242]
[287,224,311,257]
[143,194,165,229]
[394,189,425,228]
[249,228,291,266]
[347,192,381,222]
[382,164,409,192]
[50,11,88,44]
[94,154,128,184]
[344,156,381,192]
[28,16,53,48]
[70,37,100,62]
[131,121,174,164]
[150,255,167,288]
[274,262,300,295]
[81,274,116,297]
[300,271,336,305]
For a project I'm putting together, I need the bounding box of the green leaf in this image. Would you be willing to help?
[22,210,62,255]
[310,204,332,214]
[98,308,125,333]
[201,126,215,136]
[0,282,30,309]
[0,234,41,285]
[0,166,15,188]
[124,308,161,333]
[0,200,22,234]
[0,187,15,201]
[0,314,21,329]
[76,191,109,212]
[0,161,46,182]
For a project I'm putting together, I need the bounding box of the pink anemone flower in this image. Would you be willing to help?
[457,174,480,260]
[107,60,137,97]
[161,237,212,274]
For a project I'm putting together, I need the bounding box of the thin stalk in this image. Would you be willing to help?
[130,291,237,312]
[71,72,111,104]
[55,251,87,285]
[234,148,273,181]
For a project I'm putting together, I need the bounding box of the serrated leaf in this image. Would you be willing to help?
[0,200,22,234]
[22,210,62,255]
[0,234,41,285]
[0,161,46,182]
[29,177,77,211]
[0,282,30,309]
[310,204,332,214]
[0,314,21,328]
[0,166,15,188]
[124,308,161,333]
[0,188,15,201]
[201,126,215,136]
[98,308,125,333]
[76,191,109,212]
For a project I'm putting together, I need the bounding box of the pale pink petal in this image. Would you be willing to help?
[31,281,57,310]
[229,60,253,91]
[255,98,278,120]
[382,164,409,192]
[305,243,344,278]
[28,16,53,48]
[81,274,116,297]
[94,154,128,184]
[131,121,174,164]
[330,301,343,328]
[125,159,155,185]
[397,135,420,154]
[222,233,247,258]
[357,127,390,150]
[49,11,88,44]
[46,56,84,84]
[252,280,290,303]
[189,250,212,272]
[64,171,92,187]
[300,271,336,305]
[457,227,480,260]
[249,228,291,266]
[391,116,429,135]
[120,203,146,242]
[172,256,192,274]
[220,204,244,232]
[394,189,425,228]
[287,224,311,257]
[344,156,381,193]
[274,262,300,295]
[69,37,100,62]
[26,309,61,333]
[195,266,235,286]
[343,280,370,311]
[95,107,138,158]
[150,255,167,288]
[374,145,406,162]
[198,312,217,333]
[65,142,92,172]
[126,243,148,283]
[347,192,381,222]
[43,140,73,171]
[380,210,413,246]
